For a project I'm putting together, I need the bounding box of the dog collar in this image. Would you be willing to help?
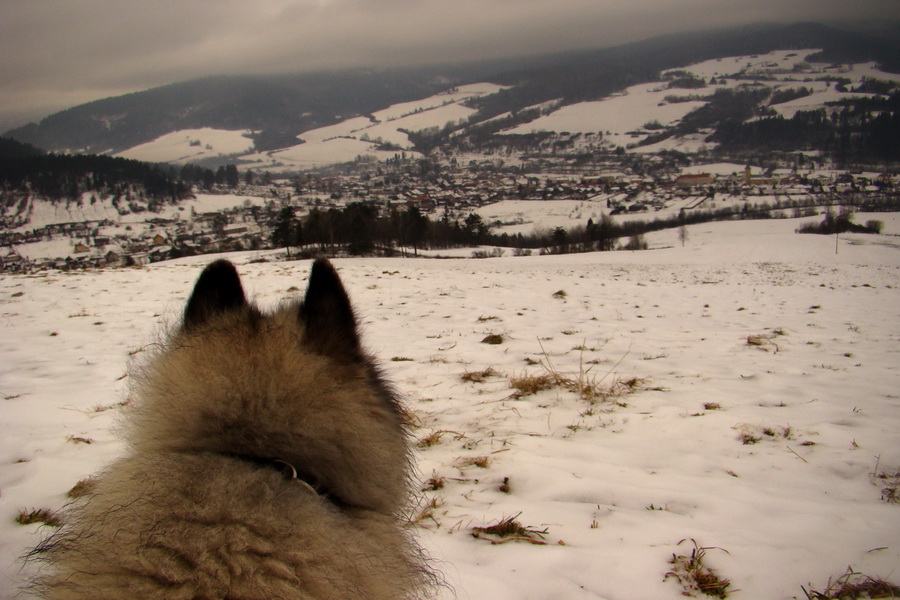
[226,453,320,498]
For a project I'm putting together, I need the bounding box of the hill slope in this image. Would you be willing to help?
[1,221,898,599]
[5,23,897,158]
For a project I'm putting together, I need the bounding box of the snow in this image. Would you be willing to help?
[365,103,478,147]
[665,49,823,81]
[679,163,747,176]
[250,136,420,170]
[2,218,899,599]
[475,199,606,235]
[503,83,707,148]
[632,132,712,155]
[770,87,876,120]
[240,83,506,170]
[504,50,900,152]
[370,83,508,122]
[114,128,255,164]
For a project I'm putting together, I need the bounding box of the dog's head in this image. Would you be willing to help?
[128,259,409,515]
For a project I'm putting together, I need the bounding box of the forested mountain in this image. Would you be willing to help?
[4,23,897,157]
[1,63,525,156]
[468,22,900,119]
[0,139,197,209]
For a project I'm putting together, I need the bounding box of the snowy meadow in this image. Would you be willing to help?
[1,218,899,599]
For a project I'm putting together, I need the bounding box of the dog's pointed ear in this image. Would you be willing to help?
[299,259,362,360]
[183,260,247,329]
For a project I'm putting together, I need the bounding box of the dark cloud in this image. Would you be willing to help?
[1,0,896,130]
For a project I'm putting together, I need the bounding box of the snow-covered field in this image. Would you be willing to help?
[218,83,505,171]
[114,128,255,164]
[504,83,707,148]
[1,218,899,599]
[503,49,898,152]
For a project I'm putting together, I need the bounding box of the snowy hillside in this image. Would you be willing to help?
[2,218,898,599]
[114,128,255,164]
[109,83,509,170]
[502,49,898,153]
[504,82,707,148]
[198,83,505,170]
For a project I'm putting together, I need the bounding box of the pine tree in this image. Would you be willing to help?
[271,207,297,256]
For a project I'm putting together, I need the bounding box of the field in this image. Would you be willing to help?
[1,217,898,599]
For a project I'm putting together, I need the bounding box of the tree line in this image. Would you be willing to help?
[270,192,900,259]
[0,152,192,205]
[270,203,493,257]
[709,92,900,164]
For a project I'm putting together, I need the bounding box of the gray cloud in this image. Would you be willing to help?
[1,0,896,130]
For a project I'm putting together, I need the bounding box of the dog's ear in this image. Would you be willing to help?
[299,259,362,360]
[183,260,247,329]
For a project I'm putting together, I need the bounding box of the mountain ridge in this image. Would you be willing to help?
[4,22,898,158]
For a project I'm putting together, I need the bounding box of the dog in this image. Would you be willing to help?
[30,259,434,599]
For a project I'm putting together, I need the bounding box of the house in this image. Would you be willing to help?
[743,165,776,187]
[104,250,124,267]
[0,248,28,272]
[675,173,714,188]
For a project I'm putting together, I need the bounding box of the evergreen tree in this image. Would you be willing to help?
[271,207,298,256]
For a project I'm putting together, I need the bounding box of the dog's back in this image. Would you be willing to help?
[30,259,432,599]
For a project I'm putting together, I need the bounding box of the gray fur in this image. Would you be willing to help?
[29,259,435,599]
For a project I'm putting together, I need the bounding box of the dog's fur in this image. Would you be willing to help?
[30,259,434,599]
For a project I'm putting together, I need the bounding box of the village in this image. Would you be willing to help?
[1,156,897,272]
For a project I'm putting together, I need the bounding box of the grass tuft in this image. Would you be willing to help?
[461,367,499,383]
[871,457,900,504]
[666,539,731,598]
[16,508,62,528]
[509,340,645,406]
[801,567,900,599]
[509,373,559,397]
[456,456,491,469]
[416,429,465,448]
[421,475,446,491]
[471,513,548,545]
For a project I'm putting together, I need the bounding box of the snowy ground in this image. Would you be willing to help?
[502,49,898,153]
[114,128,255,164]
[1,218,899,599]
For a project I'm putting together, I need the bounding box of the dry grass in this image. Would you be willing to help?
[421,475,446,492]
[510,342,646,406]
[461,367,499,383]
[416,429,465,448]
[455,456,491,469]
[666,539,731,598]
[509,372,560,397]
[801,567,900,599]
[746,329,786,352]
[736,423,795,445]
[871,457,900,504]
[411,496,445,527]
[471,513,548,545]
[16,508,62,528]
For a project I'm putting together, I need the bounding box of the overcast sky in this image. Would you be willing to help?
[0,0,897,131]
